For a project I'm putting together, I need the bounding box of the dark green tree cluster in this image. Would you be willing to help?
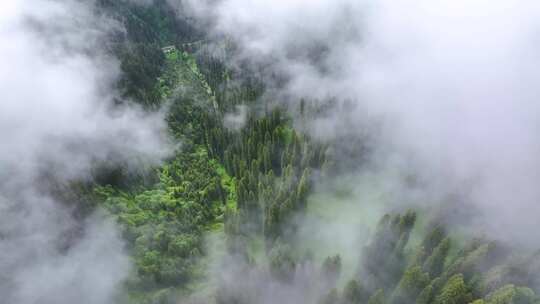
[98,0,200,45]
[118,43,166,107]
[97,0,203,108]
[213,109,326,249]
[318,212,540,304]
[96,148,226,294]
[195,42,266,113]
[191,49,329,249]
[157,28,540,304]
[76,3,540,304]
[361,211,417,291]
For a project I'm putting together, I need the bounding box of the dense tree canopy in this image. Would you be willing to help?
[65,2,540,304]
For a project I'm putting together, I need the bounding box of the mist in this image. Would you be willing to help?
[5,0,540,303]
[183,0,540,247]
[164,2,540,301]
[0,1,170,303]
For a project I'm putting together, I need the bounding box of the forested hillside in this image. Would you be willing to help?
[54,1,540,304]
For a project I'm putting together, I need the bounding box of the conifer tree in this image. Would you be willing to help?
[368,289,386,304]
[342,280,367,304]
[322,255,342,287]
[434,274,472,304]
[423,237,451,278]
[391,266,430,304]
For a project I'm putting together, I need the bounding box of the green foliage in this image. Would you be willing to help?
[98,0,200,45]
[487,285,520,304]
[422,226,447,257]
[423,238,451,278]
[417,284,434,304]
[207,107,325,248]
[342,280,367,304]
[97,149,226,291]
[368,289,386,304]
[391,266,430,304]
[447,242,493,280]
[269,241,297,282]
[97,0,203,108]
[362,211,417,290]
[85,3,540,303]
[433,274,472,304]
[485,285,536,304]
[118,43,166,108]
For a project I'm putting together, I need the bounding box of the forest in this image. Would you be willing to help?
[84,1,540,303]
[3,0,540,304]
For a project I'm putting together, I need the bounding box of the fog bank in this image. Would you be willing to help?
[0,1,170,303]
[184,0,540,246]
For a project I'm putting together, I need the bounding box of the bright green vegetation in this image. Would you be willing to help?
[73,1,540,303]
[93,1,325,301]
[96,148,225,287]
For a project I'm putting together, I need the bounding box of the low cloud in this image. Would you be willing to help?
[185,0,540,247]
[223,105,248,131]
[0,1,171,303]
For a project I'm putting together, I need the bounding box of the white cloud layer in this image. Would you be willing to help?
[0,1,170,303]
[185,0,540,246]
